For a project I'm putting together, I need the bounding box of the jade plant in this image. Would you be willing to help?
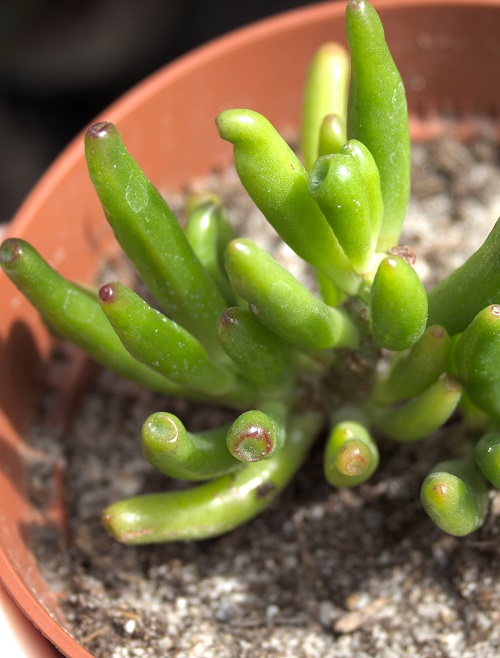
[1,0,499,542]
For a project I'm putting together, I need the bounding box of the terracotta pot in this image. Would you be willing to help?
[1,1,500,655]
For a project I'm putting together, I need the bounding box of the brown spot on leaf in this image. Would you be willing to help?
[255,481,276,499]
[387,244,416,266]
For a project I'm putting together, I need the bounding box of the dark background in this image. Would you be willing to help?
[0,0,342,222]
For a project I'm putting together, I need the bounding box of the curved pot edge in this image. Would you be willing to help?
[2,1,500,657]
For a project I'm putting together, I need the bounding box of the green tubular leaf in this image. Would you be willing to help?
[372,374,463,441]
[427,218,500,335]
[309,153,373,274]
[85,122,227,357]
[226,401,288,462]
[216,109,360,295]
[460,384,500,425]
[318,114,347,157]
[102,411,324,544]
[98,282,251,401]
[324,420,379,487]
[141,412,241,481]
[316,270,347,307]
[300,43,350,171]
[225,238,359,350]
[340,139,384,250]
[373,325,451,405]
[0,238,202,398]
[184,195,238,305]
[445,332,460,377]
[455,304,500,418]
[459,393,492,432]
[369,255,428,351]
[346,0,410,251]
[216,307,293,388]
[420,459,489,536]
[475,432,500,488]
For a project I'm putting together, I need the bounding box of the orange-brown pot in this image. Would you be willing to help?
[1,1,500,655]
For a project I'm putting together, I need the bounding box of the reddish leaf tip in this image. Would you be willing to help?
[490,305,500,317]
[231,425,274,462]
[429,325,447,339]
[99,283,115,303]
[334,439,370,476]
[219,310,237,327]
[86,121,114,140]
[0,238,24,265]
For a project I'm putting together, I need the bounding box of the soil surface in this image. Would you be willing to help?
[29,133,500,658]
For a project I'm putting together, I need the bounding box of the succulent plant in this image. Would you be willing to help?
[1,0,499,543]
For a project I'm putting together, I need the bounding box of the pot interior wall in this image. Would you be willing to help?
[0,2,499,656]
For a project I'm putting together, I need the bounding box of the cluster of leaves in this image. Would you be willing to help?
[2,0,500,543]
